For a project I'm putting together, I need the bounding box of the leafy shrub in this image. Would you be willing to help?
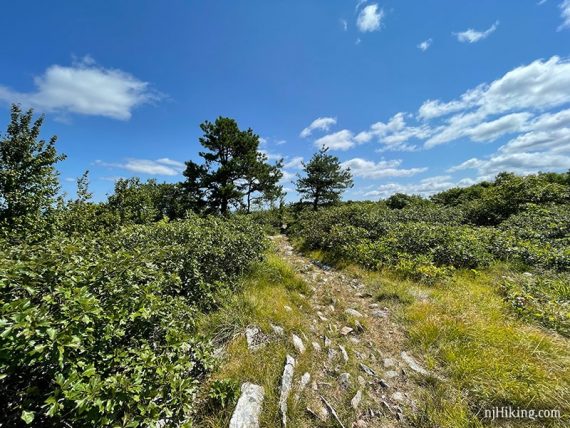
[0,216,265,426]
[207,379,240,409]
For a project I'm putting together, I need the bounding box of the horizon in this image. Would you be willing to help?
[1,1,570,202]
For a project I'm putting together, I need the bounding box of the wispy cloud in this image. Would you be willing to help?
[300,116,337,138]
[356,4,384,32]
[454,21,499,43]
[340,19,348,31]
[559,0,570,30]
[342,158,427,179]
[95,158,184,176]
[0,56,161,120]
[417,38,433,51]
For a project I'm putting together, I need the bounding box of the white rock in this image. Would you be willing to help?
[294,372,311,402]
[324,336,332,348]
[384,370,399,379]
[391,391,405,402]
[383,358,396,368]
[292,334,305,354]
[345,308,363,318]
[339,372,351,389]
[284,305,293,312]
[271,324,284,336]
[229,383,265,428]
[279,355,296,427]
[312,341,321,352]
[245,326,266,351]
[339,345,349,363]
[351,390,363,409]
[340,326,353,336]
[401,351,429,376]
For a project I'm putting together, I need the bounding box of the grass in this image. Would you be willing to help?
[193,252,318,427]
[298,245,570,427]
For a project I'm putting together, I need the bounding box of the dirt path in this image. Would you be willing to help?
[269,235,432,427]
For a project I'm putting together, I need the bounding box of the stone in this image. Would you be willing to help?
[379,379,389,388]
[245,326,268,351]
[339,372,351,389]
[351,390,363,409]
[384,370,399,379]
[328,348,337,361]
[292,334,305,354]
[294,372,311,402]
[324,336,332,347]
[371,309,389,318]
[312,341,321,352]
[357,375,366,386]
[391,391,405,402]
[271,324,284,336]
[339,345,349,363]
[359,363,377,376]
[383,358,396,368]
[284,305,293,312]
[345,308,364,318]
[340,326,353,336]
[229,383,265,428]
[279,355,296,427]
[401,352,429,376]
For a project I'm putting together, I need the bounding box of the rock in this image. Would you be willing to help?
[384,370,399,379]
[279,355,296,427]
[350,337,361,344]
[271,324,284,336]
[357,375,366,386]
[321,396,346,428]
[359,363,376,377]
[355,420,367,427]
[294,372,311,402]
[340,326,353,336]
[229,383,265,428]
[284,305,293,312]
[345,308,364,318]
[328,348,337,361]
[391,391,405,402]
[351,390,363,409]
[324,336,332,347]
[312,341,322,352]
[371,309,389,318]
[339,372,351,389]
[339,345,349,362]
[312,380,318,391]
[401,352,429,376]
[383,358,396,368]
[379,379,389,388]
[292,334,305,354]
[328,305,335,312]
[369,303,380,308]
[245,326,268,351]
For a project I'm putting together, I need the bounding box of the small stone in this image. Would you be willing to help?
[324,336,332,347]
[245,326,267,351]
[279,355,296,427]
[312,380,318,391]
[371,309,389,318]
[292,334,306,354]
[357,375,366,386]
[328,305,335,312]
[401,352,429,376]
[355,420,367,427]
[369,303,380,308]
[351,390,363,409]
[350,337,360,344]
[284,305,293,312]
[391,391,405,402]
[328,348,337,361]
[383,358,396,368]
[271,324,284,336]
[359,363,376,376]
[339,372,351,389]
[339,345,349,362]
[384,370,399,379]
[294,372,311,402]
[344,308,363,318]
[312,341,321,352]
[379,379,389,388]
[340,326,353,336]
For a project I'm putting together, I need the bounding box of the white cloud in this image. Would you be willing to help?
[95,158,184,176]
[417,38,433,51]
[449,152,570,176]
[341,158,427,179]
[357,113,431,151]
[300,116,337,138]
[454,21,499,43]
[314,129,355,150]
[284,156,304,169]
[357,4,384,32]
[340,19,348,31]
[364,175,478,199]
[0,57,160,120]
[559,0,570,30]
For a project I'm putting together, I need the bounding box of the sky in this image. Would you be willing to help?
[1,0,570,202]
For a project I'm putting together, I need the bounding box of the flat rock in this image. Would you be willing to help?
[359,363,376,376]
[371,309,389,318]
[292,334,305,354]
[383,358,396,368]
[312,341,321,352]
[401,351,429,376]
[384,370,399,379]
[339,372,351,389]
[391,391,405,402]
[271,324,284,336]
[279,355,296,427]
[340,326,353,336]
[245,326,268,351]
[324,336,332,347]
[339,345,349,362]
[345,308,364,318]
[351,390,363,409]
[229,383,265,428]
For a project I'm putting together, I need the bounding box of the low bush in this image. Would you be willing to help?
[0,216,265,427]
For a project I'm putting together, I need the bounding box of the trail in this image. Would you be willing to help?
[268,234,433,427]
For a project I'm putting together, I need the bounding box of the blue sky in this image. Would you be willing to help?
[1,0,570,201]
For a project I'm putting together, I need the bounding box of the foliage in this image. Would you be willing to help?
[0,104,65,237]
[295,146,353,210]
[0,216,266,427]
[207,379,240,409]
[183,117,282,215]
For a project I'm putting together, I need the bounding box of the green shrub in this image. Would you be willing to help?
[0,216,266,426]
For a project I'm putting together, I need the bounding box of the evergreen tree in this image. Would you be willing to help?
[295,146,353,210]
[0,104,66,231]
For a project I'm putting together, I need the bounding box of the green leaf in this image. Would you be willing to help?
[21,410,35,424]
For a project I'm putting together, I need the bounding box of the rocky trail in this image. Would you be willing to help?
[229,235,436,427]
